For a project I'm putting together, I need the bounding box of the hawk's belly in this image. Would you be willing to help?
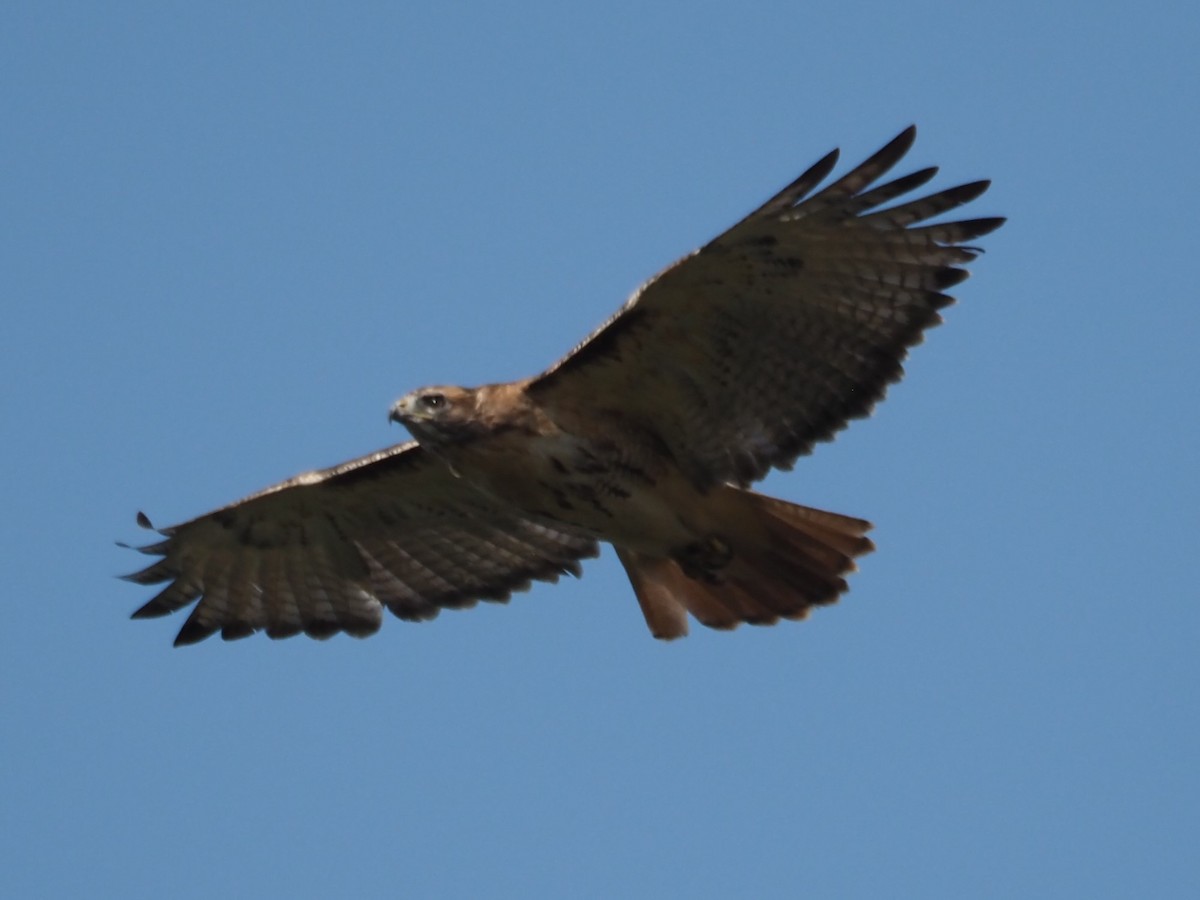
[448,431,707,555]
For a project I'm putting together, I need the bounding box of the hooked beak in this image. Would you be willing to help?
[388,396,415,426]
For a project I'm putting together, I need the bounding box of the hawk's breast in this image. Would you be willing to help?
[446,428,704,554]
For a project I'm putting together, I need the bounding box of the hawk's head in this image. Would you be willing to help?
[389,385,483,447]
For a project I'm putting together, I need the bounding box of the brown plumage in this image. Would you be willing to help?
[124,126,1003,646]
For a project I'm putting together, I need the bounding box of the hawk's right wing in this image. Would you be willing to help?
[123,442,599,645]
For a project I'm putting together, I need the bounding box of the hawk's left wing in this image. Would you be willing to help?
[529,126,1004,489]
[123,442,598,645]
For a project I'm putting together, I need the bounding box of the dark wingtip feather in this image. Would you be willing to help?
[756,147,841,216]
[886,124,918,156]
[120,559,175,585]
[174,618,218,647]
[859,126,918,177]
[943,179,992,207]
[854,166,940,211]
[963,216,1006,238]
[116,538,170,555]
[933,267,971,290]
[136,511,154,529]
[805,126,920,208]
[805,147,841,186]
[131,601,168,620]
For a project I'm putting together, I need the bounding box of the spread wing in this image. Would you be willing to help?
[123,442,599,645]
[529,126,1005,488]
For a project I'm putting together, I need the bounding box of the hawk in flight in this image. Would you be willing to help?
[125,126,1003,646]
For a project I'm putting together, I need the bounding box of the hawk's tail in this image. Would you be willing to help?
[616,488,874,640]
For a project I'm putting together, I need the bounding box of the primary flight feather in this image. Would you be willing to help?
[124,126,1004,646]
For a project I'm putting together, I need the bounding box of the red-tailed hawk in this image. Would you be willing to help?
[124,126,1003,646]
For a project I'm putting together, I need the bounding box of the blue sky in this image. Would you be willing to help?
[4,2,1197,897]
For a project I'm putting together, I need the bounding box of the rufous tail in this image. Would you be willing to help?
[615,487,874,639]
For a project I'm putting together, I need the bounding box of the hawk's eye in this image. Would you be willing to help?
[419,393,447,411]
